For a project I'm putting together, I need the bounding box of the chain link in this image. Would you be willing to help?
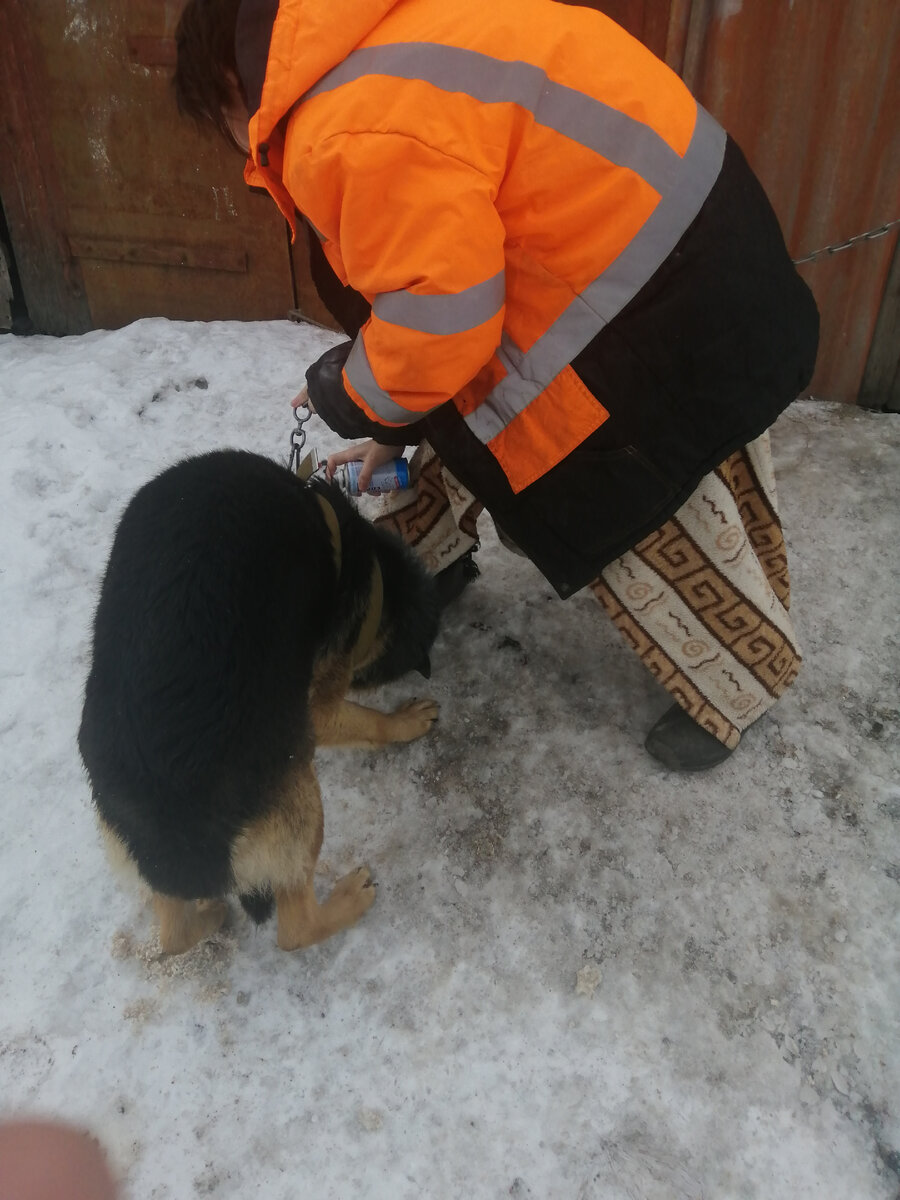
[288,403,312,475]
[792,217,900,266]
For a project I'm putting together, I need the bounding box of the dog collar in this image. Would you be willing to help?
[315,490,343,577]
[314,492,384,667]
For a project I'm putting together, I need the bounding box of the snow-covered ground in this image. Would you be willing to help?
[0,318,897,1199]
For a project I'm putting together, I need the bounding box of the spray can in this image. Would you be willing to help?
[336,457,410,496]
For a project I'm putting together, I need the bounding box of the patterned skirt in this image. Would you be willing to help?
[373,433,800,749]
[591,433,800,748]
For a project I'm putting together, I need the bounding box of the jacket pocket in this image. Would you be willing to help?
[526,441,674,561]
[487,365,610,494]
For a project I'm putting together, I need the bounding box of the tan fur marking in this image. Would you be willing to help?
[232,761,377,952]
[152,895,227,955]
[97,817,143,889]
[230,764,323,894]
[310,657,353,707]
[313,697,439,748]
[275,868,376,951]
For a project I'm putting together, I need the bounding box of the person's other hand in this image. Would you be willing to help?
[291,385,315,414]
[326,441,400,492]
[0,1120,119,1200]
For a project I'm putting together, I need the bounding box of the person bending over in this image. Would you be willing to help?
[173,0,819,771]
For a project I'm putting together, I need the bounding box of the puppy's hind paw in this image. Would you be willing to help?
[329,866,377,922]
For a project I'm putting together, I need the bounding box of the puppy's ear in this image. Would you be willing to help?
[415,655,432,679]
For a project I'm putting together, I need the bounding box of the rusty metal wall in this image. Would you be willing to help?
[569,0,900,402]
[680,0,900,403]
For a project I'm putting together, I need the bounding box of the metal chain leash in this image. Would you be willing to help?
[792,217,900,266]
[288,402,312,475]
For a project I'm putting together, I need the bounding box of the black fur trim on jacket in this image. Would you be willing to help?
[305,342,427,447]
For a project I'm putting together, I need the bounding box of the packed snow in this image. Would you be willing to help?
[0,318,898,1199]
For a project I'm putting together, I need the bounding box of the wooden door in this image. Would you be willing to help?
[0,0,293,333]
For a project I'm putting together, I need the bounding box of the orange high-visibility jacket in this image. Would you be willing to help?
[240,0,726,496]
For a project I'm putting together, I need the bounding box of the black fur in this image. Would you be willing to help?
[78,450,439,908]
[238,886,276,924]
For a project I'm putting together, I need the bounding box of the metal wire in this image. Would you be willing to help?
[792,218,900,265]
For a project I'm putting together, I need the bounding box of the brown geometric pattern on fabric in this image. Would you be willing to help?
[444,475,482,544]
[373,453,455,548]
[372,450,482,572]
[589,436,803,749]
[591,578,742,749]
[716,448,792,609]
[634,520,800,700]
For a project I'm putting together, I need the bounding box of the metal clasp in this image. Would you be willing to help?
[288,404,327,482]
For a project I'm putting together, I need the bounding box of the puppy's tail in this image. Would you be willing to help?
[239,887,275,925]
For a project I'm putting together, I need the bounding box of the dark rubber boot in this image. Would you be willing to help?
[644,703,735,771]
[434,549,480,609]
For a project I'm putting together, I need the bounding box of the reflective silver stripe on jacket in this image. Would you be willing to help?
[305,43,684,194]
[467,106,726,444]
[344,336,430,423]
[373,269,505,336]
[310,42,726,438]
[346,272,506,421]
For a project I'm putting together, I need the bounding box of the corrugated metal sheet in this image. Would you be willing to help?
[681,0,900,402]
[569,0,900,402]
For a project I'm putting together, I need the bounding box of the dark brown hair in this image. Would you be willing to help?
[173,0,245,148]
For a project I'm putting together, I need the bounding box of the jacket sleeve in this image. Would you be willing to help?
[291,130,507,439]
[305,342,426,445]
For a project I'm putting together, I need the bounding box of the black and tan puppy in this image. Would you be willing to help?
[78,449,439,955]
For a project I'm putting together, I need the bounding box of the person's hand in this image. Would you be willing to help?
[326,441,400,492]
[291,385,315,414]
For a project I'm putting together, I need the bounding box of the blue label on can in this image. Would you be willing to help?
[341,458,410,496]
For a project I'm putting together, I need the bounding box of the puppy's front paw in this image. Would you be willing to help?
[388,697,439,742]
